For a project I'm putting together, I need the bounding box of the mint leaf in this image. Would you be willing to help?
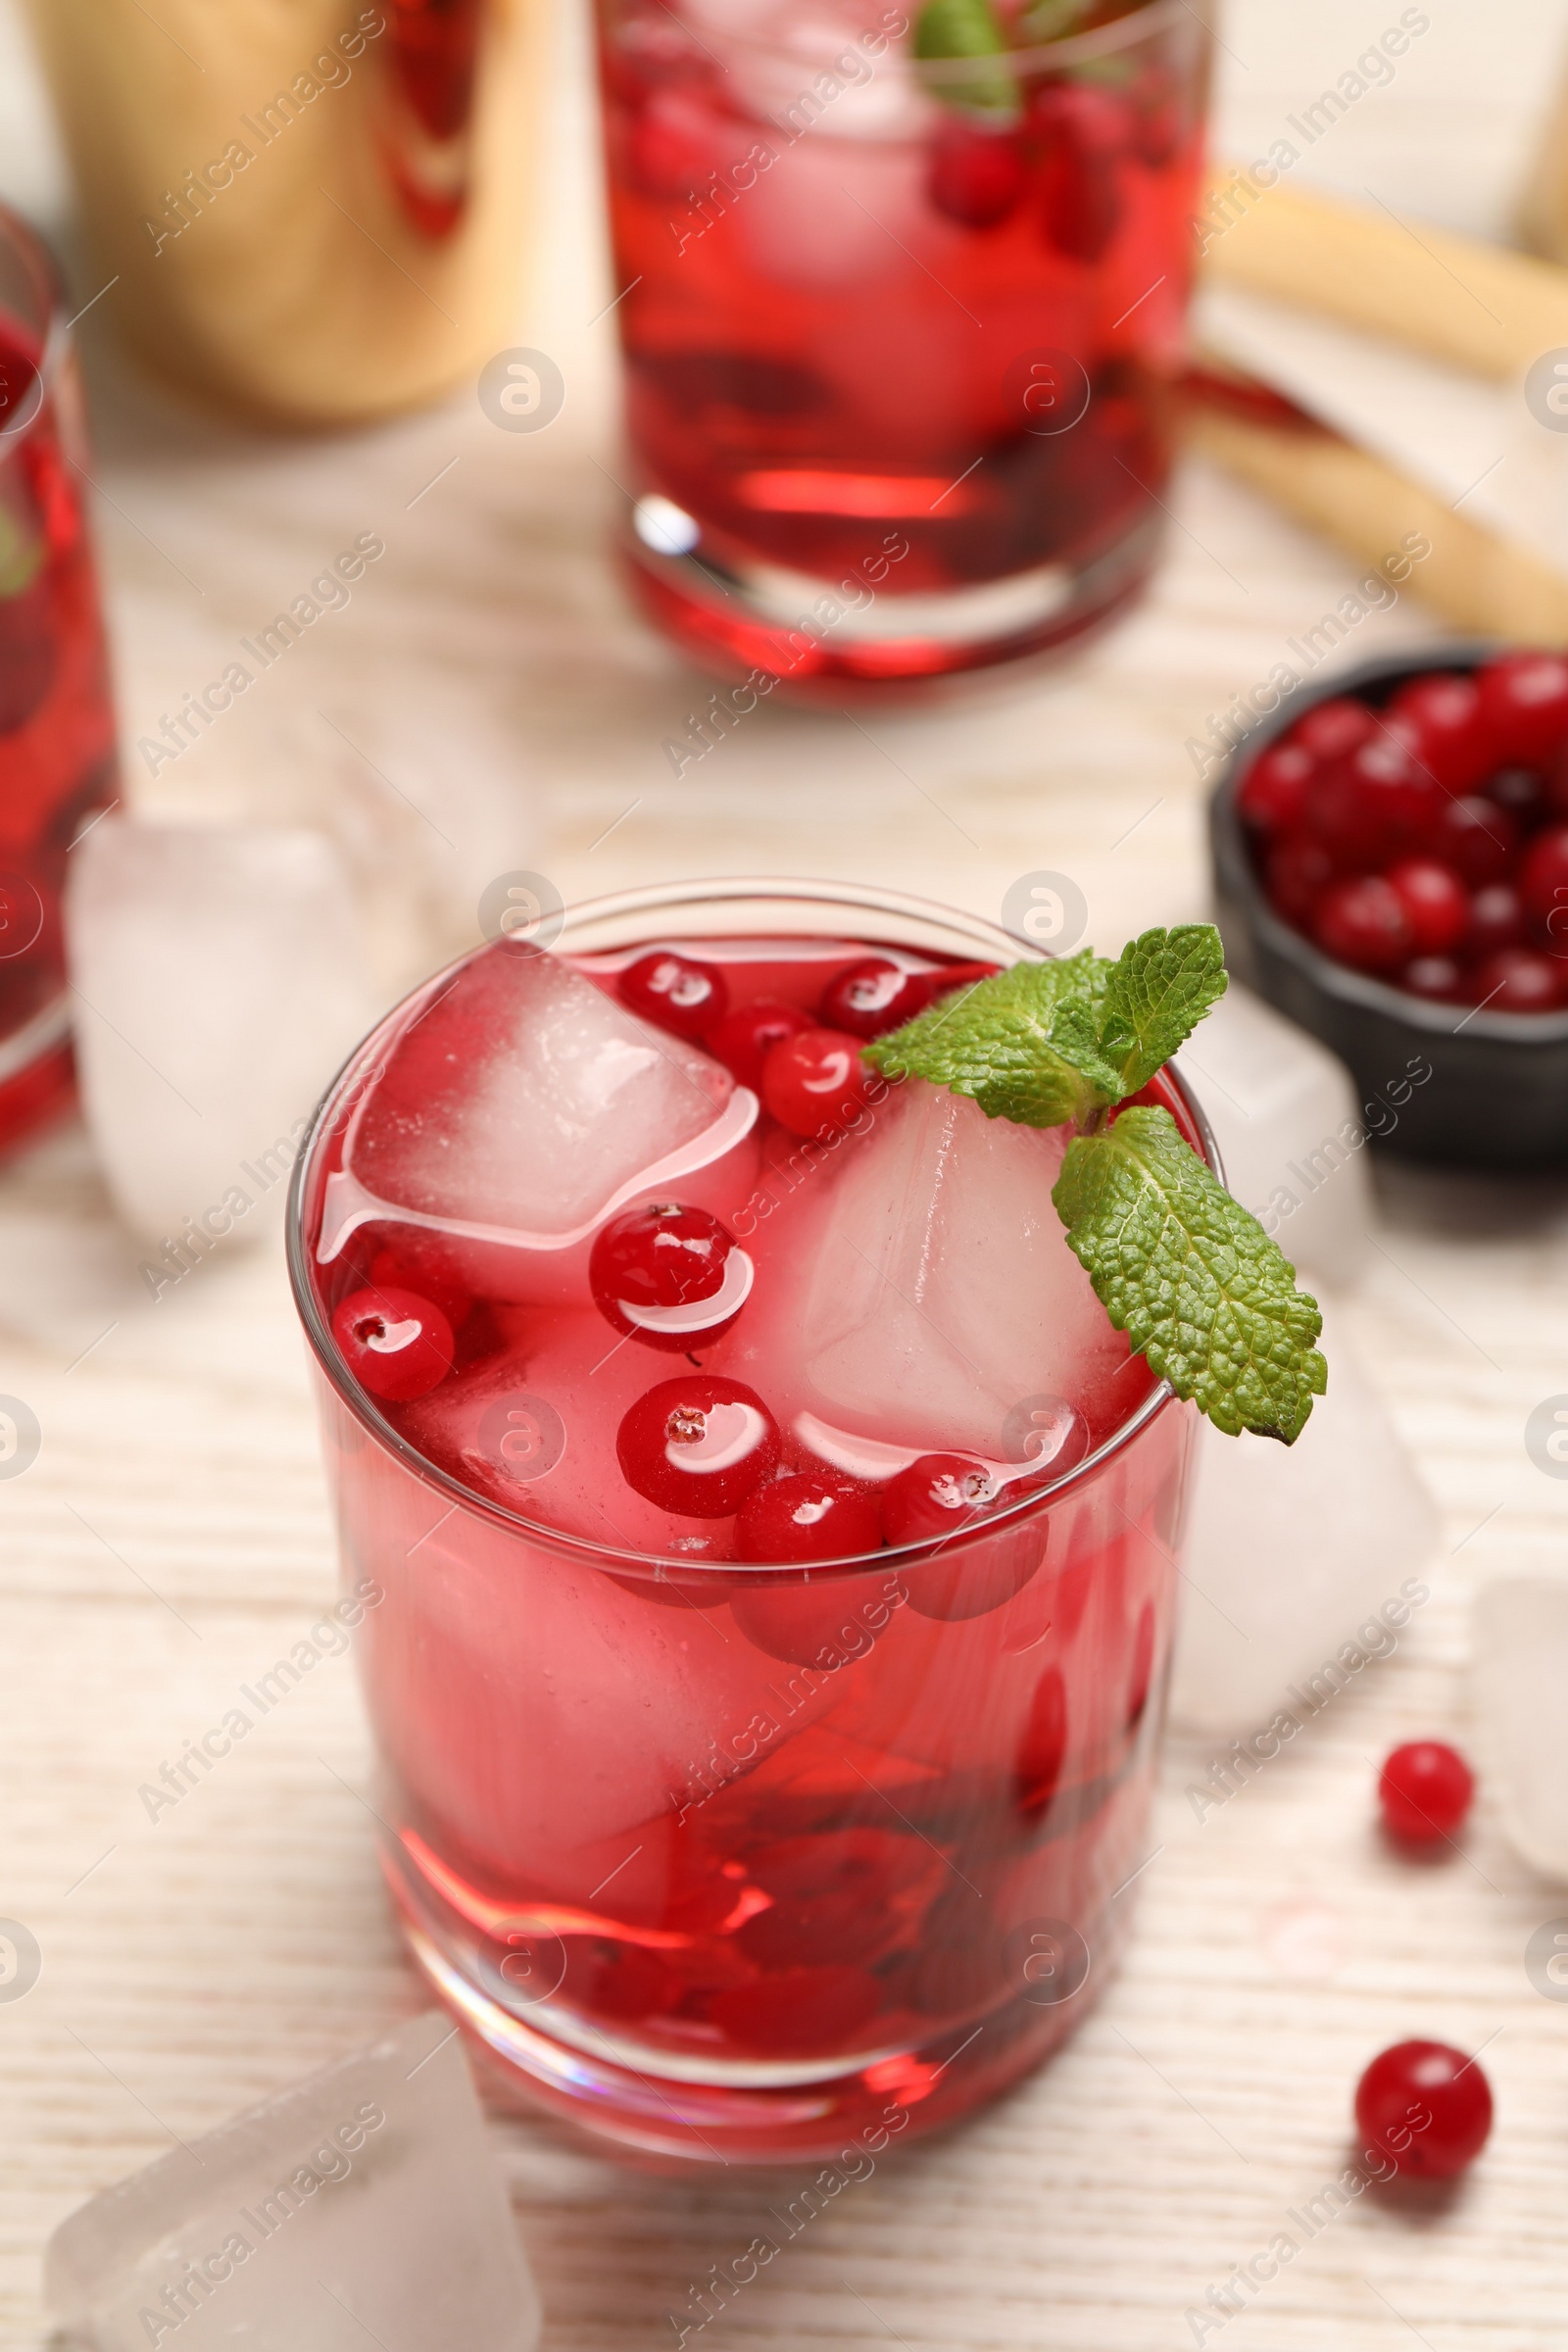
[913,0,1018,111]
[1053,1106,1326,1443]
[1096,925,1227,1099]
[866,951,1116,1128]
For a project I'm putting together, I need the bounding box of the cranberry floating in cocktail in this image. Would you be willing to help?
[290,885,1321,2161]
[0,205,119,1152]
[597,0,1210,689]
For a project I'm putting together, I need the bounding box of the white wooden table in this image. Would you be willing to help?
[6,4,1568,2346]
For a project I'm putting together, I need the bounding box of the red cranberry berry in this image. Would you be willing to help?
[927,119,1027,228]
[589,1201,751,1350]
[1264,832,1334,925]
[1484,765,1546,827]
[818,957,932,1040]
[1476,650,1568,766]
[1400,956,1466,1003]
[1237,742,1315,835]
[1379,1740,1475,1843]
[616,1375,779,1517]
[617,949,729,1039]
[1386,671,1489,792]
[1465,883,1525,958]
[1436,794,1517,887]
[881,1453,1003,1545]
[734,1472,882,1564]
[1473,946,1564,1013]
[1291,695,1376,762]
[705,999,811,1090]
[625,91,716,201]
[1033,81,1128,263]
[1314,875,1414,973]
[707,1963,881,2057]
[1305,737,1440,871]
[1129,66,1182,166]
[1354,2040,1493,2179]
[332,1286,455,1403]
[1518,822,1568,949]
[761,1027,874,1137]
[1385,859,1469,955]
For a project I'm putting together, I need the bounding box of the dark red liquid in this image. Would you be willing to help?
[597,1,1208,683]
[0,305,117,1152]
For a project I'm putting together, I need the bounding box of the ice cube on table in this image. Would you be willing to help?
[1168,1298,1439,1735]
[1472,1577,1568,1881]
[44,2013,540,2352]
[66,820,375,1247]
[1174,983,1374,1288]
[322,949,758,1303]
[733,1078,1127,1459]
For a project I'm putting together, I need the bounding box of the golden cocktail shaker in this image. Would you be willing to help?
[21,0,540,427]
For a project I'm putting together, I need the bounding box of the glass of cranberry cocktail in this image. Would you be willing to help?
[288,881,1205,2162]
[0,204,119,1152]
[598,0,1210,692]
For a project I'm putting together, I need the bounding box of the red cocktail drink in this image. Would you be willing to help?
[598,0,1209,692]
[0,206,118,1151]
[290,884,1201,2161]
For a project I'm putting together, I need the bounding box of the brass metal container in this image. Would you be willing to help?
[22,0,540,428]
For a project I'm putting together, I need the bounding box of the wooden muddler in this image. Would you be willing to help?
[1200,172,1568,382]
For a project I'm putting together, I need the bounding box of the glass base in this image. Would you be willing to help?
[622,507,1162,702]
[383,1832,1120,2166]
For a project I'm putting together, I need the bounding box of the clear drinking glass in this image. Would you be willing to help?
[0,205,118,1154]
[597,0,1211,693]
[287,881,1205,2162]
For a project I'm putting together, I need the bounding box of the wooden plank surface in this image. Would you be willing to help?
[5,2,1568,2346]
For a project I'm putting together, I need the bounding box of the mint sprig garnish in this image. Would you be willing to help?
[865,925,1326,1444]
[913,0,1019,113]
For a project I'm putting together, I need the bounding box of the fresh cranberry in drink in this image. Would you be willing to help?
[618,948,728,1037]
[818,956,932,1039]
[332,1287,456,1401]
[1379,1740,1474,1842]
[882,1452,1003,1544]
[706,999,811,1088]
[617,1373,780,1513]
[761,1026,874,1135]
[589,1201,750,1349]
[927,118,1027,228]
[1033,78,1128,262]
[1354,2040,1493,2179]
[734,1471,882,1563]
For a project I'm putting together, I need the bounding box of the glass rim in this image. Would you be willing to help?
[0,198,70,452]
[669,0,1200,87]
[286,876,1220,1579]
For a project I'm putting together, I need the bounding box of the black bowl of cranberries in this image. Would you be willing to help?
[1210,644,1568,1168]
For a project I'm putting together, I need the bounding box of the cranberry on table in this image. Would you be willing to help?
[1385,859,1469,955]
[616,1375,779,1516]
[1264,832,1335,925]
[818,956,932,1040]
[617,949,728,1039]
[1473,946,1564,1013]
[927,119,1027,228]
[1401,956,1466,1003]
[1385,671,1489,792]
[761,1027,874,1136]
[1518,822,1568,945]
[1291,694,1377,762]
[1379,1740,1475,1843]
[1237,742,1315,836]
[705,999,810,1090]
[1436,794,1517,888]
[1314,875,1414,973]
[1465,883,1525,958]
[1475,650,1568,766]
[1354,2040,1493,2179]
[733,1472,882,1564]
[332,1286,455,1403]
[589,1201,750,1350]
